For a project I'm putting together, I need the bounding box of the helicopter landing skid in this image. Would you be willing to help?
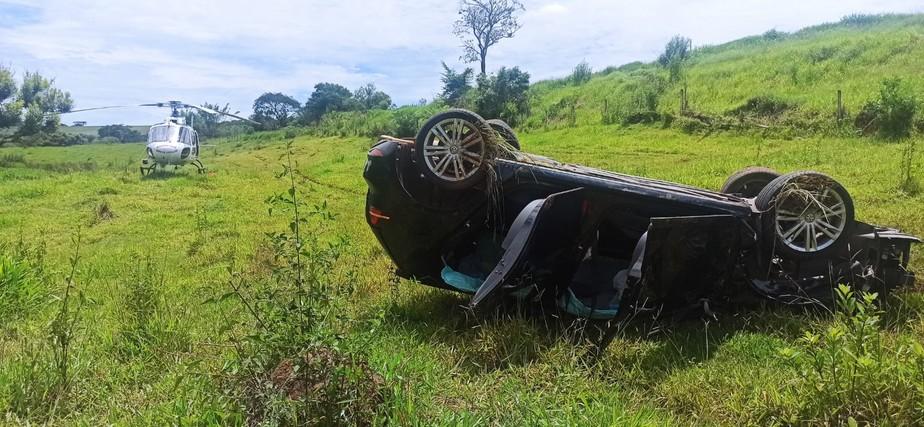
[140,159,156,176]
[192,159,207,174]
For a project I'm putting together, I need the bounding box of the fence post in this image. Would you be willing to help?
[680,88,687,114]
[602,99,608,124]
[836,89,844,123]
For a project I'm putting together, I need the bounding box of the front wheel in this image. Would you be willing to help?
[487,119,520,150]
[755,171,855,259]
[415,109,491,190]
[720,166,780,198]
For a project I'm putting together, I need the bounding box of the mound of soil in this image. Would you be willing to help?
[261,345,386,426]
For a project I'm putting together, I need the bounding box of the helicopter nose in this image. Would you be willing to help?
[151,144,182,162]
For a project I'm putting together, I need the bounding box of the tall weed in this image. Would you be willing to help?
[779,285,924,424]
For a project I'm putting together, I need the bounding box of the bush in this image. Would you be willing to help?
[570,61,592,85]
[762,29,787,41]
[216,143,386,425]
[675,115,710,134]
[623,111,660,125]
[779,285,924,424]
[840,13,892,26]
[97,136,120,144]
[97,124,145,143]
[807,46,839,64]
[471,67,530,126]
[728,96,793,118]
[855,78,918,139]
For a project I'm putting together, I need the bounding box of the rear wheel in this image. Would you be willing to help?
[755,171,854,259]
[415,109,490,190]
[487,119,520,150]
[721,167,780,198]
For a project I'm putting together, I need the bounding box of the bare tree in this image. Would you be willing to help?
[453,0,525,75]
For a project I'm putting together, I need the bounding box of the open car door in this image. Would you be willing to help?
[470,188,585,311]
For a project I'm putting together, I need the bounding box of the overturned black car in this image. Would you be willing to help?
[363,109,919,319]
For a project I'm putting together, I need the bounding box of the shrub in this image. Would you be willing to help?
[570,61,592,85]
[728,96,793,118]
[97,136,121,144]
[216,141,386,425]
[762,29,787,41]
[471,67,530,126]
[855,78,918,139]
[779,285,924,424]
[807,46,839,64]
[840,13,892,26]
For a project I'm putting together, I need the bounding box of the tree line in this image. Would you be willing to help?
[249,0,530,131]
[0,67,74,146]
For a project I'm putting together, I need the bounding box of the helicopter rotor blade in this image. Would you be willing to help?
[186,104,259,125]
[53,105,131,115]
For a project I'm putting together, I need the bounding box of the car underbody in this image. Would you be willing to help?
[363,110,919,319]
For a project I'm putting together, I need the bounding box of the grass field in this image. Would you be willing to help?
[1,124,923,424]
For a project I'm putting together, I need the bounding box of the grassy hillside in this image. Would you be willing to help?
[303,15,924,141]
[527,14,924,131]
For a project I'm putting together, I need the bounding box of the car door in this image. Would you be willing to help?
[470,187,586,310]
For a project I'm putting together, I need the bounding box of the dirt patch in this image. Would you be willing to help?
[91,201,116,225]
[247,345,386,426]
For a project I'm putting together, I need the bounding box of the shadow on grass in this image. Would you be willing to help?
[140,168,204,181]
[380,284,822,377]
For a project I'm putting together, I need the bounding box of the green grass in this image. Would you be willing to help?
[0,124,922,424]
[529,14,924,130]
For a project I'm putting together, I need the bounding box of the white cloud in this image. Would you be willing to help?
[538,3,568,14]
[1,0,921,124]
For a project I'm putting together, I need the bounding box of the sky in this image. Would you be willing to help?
[1,0,922,125]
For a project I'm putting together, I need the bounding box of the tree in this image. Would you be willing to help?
[300,83,354,124]
[353,83,392,110]
[0,68,73,140]
[98,124,145,143]
[0,67,20,129]
[454,0,525,75]
[251,92,301,129]
[440,62,474,106]
[658,35,692,83]
[570,61,592,85]
[185,102,237,137]
[472,66,530,125]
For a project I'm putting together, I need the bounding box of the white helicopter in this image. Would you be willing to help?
[63,101,257,175]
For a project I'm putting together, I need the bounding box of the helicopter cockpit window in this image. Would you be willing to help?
[148,125,181,143]
[179,127,189,144]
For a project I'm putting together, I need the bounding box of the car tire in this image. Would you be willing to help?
[415,109,492,190]
[755,171,855,259]
[487,119,520,150]
[720,167,781,198]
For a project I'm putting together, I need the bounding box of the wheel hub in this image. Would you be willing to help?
[775,186,847,253]
[421,118,485,182]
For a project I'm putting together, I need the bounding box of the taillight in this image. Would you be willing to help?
[368,207,391,225]
[368,148,385,157]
